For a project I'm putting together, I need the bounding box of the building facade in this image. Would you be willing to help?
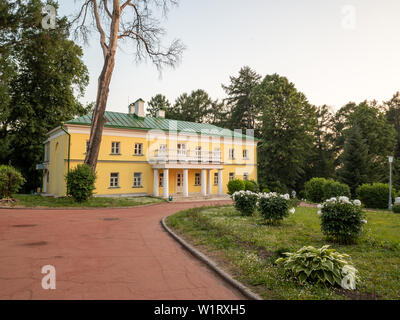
[38,99,258,198]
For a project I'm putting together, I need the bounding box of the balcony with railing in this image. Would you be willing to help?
[151,149,222,163]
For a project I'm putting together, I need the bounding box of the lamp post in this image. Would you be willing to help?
[389,156,393,210]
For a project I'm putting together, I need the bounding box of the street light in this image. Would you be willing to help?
[389,156,393,210]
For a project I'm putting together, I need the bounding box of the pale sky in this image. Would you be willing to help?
[59,0,400,113]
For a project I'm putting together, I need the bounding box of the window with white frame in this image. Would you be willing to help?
[229,172,235,181]
[159,144,167,155]
[110,173,119,187]
[243,149,249,160]
[243,172,249,181]
[214,172,218,185]
[44,143,50,162]
[134,143,143,155]
[133,172,142,187]
[195,173,201,186]
[229,148,235,160]
[195,146,201,158]
[111,142,120,154]
[159,173,164,187]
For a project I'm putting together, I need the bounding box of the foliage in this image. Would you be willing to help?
[65,164,96,203]
[304,178,327,203]
[232,190,258,216]
[0,165,25,198]
[258,192,294,224]
[319,197,366,244]
[392,204,400,214]
[147,94,171,117]
[252,74,317,191]
[323,179,351,199]
[356,183,395,209]
[276,245,359,289]
[0,0,89,191]
[227,179,245,195]
[244,179,259,192]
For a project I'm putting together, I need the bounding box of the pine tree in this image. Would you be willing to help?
[147,94,171,117]
[338,125,370,195]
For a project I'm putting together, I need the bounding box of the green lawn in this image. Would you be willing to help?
[166,205,400,300]
[9,194,165,208]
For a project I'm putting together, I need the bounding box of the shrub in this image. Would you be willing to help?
[65,164,96,203]
[232,190,258,216]
[244,179,259,192]
[323,179,351,199]
[276,245,359,289]
[304,178,327,203]
[356,183,395,209]
[392,204,400,214]
[258,192,294,224]
[227,179,245,195]
[319,197,366,244]
[262,187,271,193]
[0,165,25,198]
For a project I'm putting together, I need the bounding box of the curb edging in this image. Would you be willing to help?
[161,216,262,301]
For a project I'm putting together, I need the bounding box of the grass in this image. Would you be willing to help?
[9,194,165,208]
[166,205,400,300]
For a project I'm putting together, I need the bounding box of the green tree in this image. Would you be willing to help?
[252,74,317,190]
[337,125,370,195]
[385,92,400,189]
[147,94,171,117]
[222,66,262,135]
[0,0,89,192]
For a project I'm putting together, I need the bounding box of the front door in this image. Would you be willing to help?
[176,172,183,193]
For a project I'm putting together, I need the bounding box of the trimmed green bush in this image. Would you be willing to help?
[262,187,271,193]
[392,204,400,213]
[232,190,258,216]
[304,178,327,203]
[227,179,245,195]
[258,192,293,224]
[356,183,395,209]
[319,197,366,244]
[323,179,351,199]
[65,164,96,203]
[276,245,359,289]
[244,179,259,192]
[0,165,25,198]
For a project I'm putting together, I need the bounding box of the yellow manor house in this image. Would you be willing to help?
[37,99,258,198]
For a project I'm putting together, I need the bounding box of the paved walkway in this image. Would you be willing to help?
[0,200,244,300]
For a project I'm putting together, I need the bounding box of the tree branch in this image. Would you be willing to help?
[93,0,109,58]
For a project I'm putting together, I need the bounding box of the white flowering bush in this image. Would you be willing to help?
[232,190,258,216]
[276,245,360,290]
[258,192,295,224]
[318,196,366,244]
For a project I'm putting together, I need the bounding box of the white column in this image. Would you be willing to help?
[183,169,188,197]
[162,169,169,198]
[153,169,159,197]
[207,170,212,195]
[201,169,207,196]
[218,169,223,195]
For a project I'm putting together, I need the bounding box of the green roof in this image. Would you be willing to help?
[66,111,257,140]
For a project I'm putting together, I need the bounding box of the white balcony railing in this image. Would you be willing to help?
[152,149,222,163]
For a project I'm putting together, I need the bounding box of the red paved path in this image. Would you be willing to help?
[0,201,244,300]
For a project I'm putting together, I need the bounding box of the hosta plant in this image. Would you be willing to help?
[258,192,295,224]
[276,245,359,290]
[232,190,258,216]
[318,196,366,244]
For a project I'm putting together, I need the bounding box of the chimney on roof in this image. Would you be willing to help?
[129,99,145,117]
[156,109,165,118]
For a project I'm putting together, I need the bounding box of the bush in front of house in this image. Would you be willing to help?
[356,183,395,209]
[0,165,26,198]
[65,164,96,202]
[392,204,400,213]
[304,178,327,203]
[318,197,365,244]
[323,179,351,200]
[227,179,245,195]
[232,190,258,216]
[276,245,359,289]
[244,179,259,192]
[258,192,294,224]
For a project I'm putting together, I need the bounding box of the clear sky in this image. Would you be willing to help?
[59,0,400,113]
